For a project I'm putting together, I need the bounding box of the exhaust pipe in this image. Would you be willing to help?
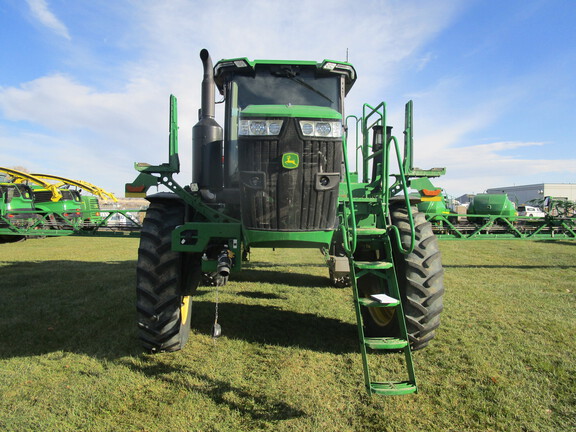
[192,49,223,188]
[199,48,215,119]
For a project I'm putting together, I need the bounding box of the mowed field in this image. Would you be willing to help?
[0,236,574,432]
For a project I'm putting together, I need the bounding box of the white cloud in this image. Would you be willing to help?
[416,137,576,196]
[0,74,163,136]
[400,72,576,196]
[4,0,573,199]
[125,0,465,113]
[26,0,71,40]
[2,0,467,194]
[390,70,576,196]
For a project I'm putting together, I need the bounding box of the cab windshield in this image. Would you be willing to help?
[233,66,341,112]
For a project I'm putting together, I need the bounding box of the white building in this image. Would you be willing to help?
[485,183,576,205]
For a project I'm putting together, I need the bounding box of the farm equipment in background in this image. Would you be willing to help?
[29,173,118,228]
[0,181,38,243]
[29,186,83,229]
[0,167,81,228]
[126,49,446,396]
[543,196,575,218]
[0,167,69,241]
[409,177,451,226]
[410,180,576,240]
[0,167,141,239]
[466,193,517,224]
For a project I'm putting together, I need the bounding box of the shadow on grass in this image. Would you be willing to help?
[444,264,576,269]
[0,260,141,360]
[232,268,331,287]
[190,300,357,354]
[0,260,357,360]
[120,358,306,421]
[236,291,286,300]
[534,240,576,246]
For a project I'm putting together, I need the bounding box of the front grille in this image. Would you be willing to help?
[32,190,53,203]
[238,119,342,231]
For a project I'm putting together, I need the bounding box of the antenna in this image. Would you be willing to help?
[346,48,349,62]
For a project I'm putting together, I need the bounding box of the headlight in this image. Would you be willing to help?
[249,121,267,135]
[268,121,282,135]
[315,122,332,136]
[239,119,284,136]
[298,120,342,138]
[300,122,314,135]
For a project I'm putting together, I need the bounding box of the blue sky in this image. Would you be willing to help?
[1,0,575,198]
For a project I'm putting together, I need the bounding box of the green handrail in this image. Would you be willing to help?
[341,127,357,255]
[388,134,415,254]
[341,101,417,255]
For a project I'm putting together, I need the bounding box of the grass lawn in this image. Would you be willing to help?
[0,236,574,431]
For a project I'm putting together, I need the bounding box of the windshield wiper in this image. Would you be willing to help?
[288,75,334,104]
[274,67,334,104]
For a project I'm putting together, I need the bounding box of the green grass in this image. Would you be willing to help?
[0,236,574,431]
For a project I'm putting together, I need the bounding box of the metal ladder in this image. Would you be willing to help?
[340,102,418,396]
[349,230,417,395]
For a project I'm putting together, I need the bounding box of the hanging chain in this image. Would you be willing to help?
[212,282,222,339]
[214,283,219,325]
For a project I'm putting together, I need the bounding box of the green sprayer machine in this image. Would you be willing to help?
[126,49,445,396]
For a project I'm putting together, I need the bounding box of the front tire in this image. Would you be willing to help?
[136,199,201,352]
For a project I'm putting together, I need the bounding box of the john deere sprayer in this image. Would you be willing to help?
[126,49,445,396]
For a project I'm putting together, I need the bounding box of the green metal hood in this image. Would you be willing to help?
[239,105,342,119]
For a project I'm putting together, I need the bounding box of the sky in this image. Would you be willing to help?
[0,0,575,198]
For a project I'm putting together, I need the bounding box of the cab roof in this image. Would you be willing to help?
[214,57,357,95]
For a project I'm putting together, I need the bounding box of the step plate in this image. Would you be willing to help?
[370,381,417,396]
[364,337,408,350]
[355,228,387,236]
[354,261,393,270]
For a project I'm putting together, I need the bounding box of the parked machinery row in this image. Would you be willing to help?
[0,167,120,243]
[411,178,575,240]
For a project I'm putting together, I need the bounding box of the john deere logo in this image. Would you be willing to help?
[282,153,299,169]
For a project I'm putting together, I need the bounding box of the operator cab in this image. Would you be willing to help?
[213,59,356,187]
[207,58,356,236]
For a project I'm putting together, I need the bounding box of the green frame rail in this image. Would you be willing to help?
[424,213,576,240]
[0,209,144,238]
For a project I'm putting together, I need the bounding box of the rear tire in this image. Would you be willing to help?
[358,207,444,350]
[392,207,444,350]
[136,200,201,352]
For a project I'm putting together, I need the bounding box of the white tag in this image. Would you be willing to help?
[370,293,398,304]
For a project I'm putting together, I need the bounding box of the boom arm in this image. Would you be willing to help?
[31,174,117,202]
[0,167,62,202]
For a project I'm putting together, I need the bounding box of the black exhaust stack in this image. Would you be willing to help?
[200,49,215,120]
[192,49,223,190]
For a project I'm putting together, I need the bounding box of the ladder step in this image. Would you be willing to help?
[364,337,408,350]
[354,261,393,270]
[355,227,387,236]
[358,297,400,307]
[370,381,417,396]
